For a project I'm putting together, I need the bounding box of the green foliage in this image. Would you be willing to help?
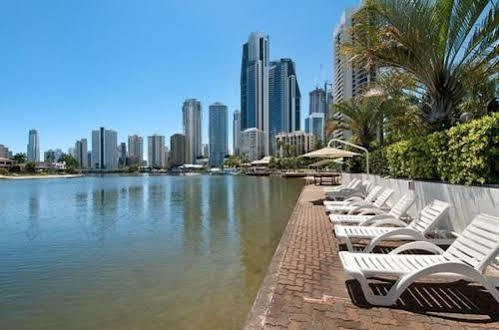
[12,153,26,163]
[60,154,79,173]
[370,148,389,176]
[0,168,9,176]
[385,114,499,184]
[25,162,36,173]
[223,155,248,168]
[128,165,139,173]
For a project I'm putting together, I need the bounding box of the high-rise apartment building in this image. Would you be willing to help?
[332,8,376,140]
[0,144,10,159]
[209,102,228,167]
[305,113,326,144]
[128,135,143,165]
[309,87,327,115]
[118,142,127,166]
[275,131,316,158]
[27,129,40,162]
[91,127,118,170]
[75,138,88,169]
[233,110,241,155]
[269,58,301,154]
[182,99,202,164]
[148,135,166,169]
[44,149,63,164]
[170,133,185,167]
[240,128,265,161]
[241,32,270,155]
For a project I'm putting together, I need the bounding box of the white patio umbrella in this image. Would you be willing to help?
[300,147,358,159]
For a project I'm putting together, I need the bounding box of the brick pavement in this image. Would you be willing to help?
[245,185,499,330]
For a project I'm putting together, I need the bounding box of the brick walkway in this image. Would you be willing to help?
[245,185,499,329]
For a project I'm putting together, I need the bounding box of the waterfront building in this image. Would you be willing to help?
[0,144,9,159]
[118,142,127,166]
[87,151,92,168]
[275,131,316,158]
[233,110,241,155]
[170,133,185,167]
[309,87,327,115]
[91,127,118,170]
[240,128,265,161]
[27,129,40,162]
[332,7,376,140]
[182,99,202,164]
[305,112,326,145]
[202,143,209,158]
[209,102,228,167]
[241,32,270,155]
[75,139,88,169]
[148,134,166,169]
[127,135,143,165]
[269,58,301,154]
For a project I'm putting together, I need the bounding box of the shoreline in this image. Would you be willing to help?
[0,174,83,180]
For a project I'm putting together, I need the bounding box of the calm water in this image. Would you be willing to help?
[0,175,303,330]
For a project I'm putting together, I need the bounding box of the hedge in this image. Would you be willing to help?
[386,113,499,185]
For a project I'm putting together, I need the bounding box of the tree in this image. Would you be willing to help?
[314,139,323,150]
[343,0,498,129]
[60,154,78,173]
[25,162,36,173]
[12,153,26,164]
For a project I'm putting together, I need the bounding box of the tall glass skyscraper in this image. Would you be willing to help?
[240,32,270,155]
[27,129,40,162]
[268,58,301,154]
[75,138,88,169]
[91,127,118,170]
[182,99,202,164]
[148,135,166,169]
[233,110,241,155]
[128,135,143,165]
[209,102,228,167]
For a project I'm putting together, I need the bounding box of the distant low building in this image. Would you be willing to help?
[275,131,316,158]
[241,128,265,161]
[0,157,14,169]
[0,144,10,159]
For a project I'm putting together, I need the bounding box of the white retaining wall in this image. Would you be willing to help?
[342,173,499,233]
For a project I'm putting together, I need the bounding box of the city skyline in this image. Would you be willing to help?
[0,0,360,156]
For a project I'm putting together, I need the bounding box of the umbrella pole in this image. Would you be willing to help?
[327,139,369,175]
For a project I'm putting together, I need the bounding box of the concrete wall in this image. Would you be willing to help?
[342,173,499,233]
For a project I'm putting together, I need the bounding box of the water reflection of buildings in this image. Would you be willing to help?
[182,177,204,255]
[207,176,230,255]
[91,188,119,237]
[26,195,40,240]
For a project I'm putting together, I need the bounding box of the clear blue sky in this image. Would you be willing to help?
[0,0,360,156]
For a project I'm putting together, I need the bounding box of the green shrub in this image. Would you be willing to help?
[370,148,389,176]
[385,113,498,185]
[0,168,9,176]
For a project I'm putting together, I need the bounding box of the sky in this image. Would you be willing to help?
[0,0,360,157]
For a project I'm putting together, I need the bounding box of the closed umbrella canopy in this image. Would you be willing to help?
[300,147,358,159]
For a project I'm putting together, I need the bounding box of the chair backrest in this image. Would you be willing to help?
[388,192,417,219]
[372,188,394,208]
[407,200,449,235]
[350,179,362,191]
[364,186,382,203]
[346,178,360,188]
[444,214,499,273]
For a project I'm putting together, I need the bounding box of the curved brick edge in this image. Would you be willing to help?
[244,187,306,329]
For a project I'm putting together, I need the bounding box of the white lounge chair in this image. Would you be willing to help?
[326,188,394,215]
[339,213,499,306]
[324,180,365,201]
[329,192,416,226]
[324,185,383,208]
[323,178,360,193]
[335,200,449,252]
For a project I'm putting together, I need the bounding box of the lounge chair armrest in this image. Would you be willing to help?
[369,218,408,227]
[363,228,424,253]
[358,208,386,216]
[389,241,445,255]
[359,215,398,226]
[347,203,375,214]
[344,195,364,202]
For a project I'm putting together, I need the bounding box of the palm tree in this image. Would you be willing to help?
[329,98,384,150]
[344,0,498,129]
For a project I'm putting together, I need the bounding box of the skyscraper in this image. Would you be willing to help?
[91,127,118,170]
[233,110,241,155]
[0,144,10,159]
[27,129,40,162]
[148,134,166,169]
[269,58,301,154]
[170,133,185,167]
[309,87,327,115]
[305,113,325,144]
[127,135,143,166]
[75,138,88,169]
[118,142,127,166]
[332,8,376,140]
[209,102,228,167]
[240,128,265,161]
[241,32,270,154]
[182,99,202,164]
